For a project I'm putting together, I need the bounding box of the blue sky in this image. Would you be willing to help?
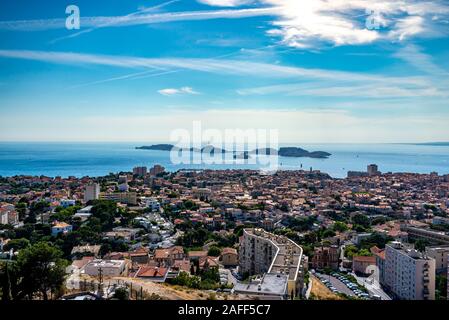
[0,0,448,143]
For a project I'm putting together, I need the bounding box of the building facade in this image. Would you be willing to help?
[84,259,127,277]
[425,246,449,274]
[99,192,137,205]
[84,183,100,202]
[352,255,376,275]
[51,222,73,236]
[133,166,148,177]
[239,228,307,298]
[383,242,435,300]
[401,224,449,245]
[311,245,339,270]
[220,247,238,266]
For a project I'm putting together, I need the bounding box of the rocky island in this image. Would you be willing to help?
[136,144,331,159]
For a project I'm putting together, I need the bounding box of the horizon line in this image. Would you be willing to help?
[0,141,448,145]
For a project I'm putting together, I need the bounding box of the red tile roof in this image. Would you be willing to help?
[353,255,376,263]
[136,266,168,278]
[188,251,208,258]
[199,256,219,268]
[154,246,184,259]
[221,247,238,255]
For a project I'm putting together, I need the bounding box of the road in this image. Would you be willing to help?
[221,267,241,287]
[351,272,391,300]
[339,244,391,300]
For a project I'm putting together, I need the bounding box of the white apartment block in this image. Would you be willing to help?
[84,183,100,202]
[0,203,18,225]
[0,210,9,225]
[84,259,127,277]
[425,246,449,274]
[384,241,435,300]
[99,192,137,205]
[239,228,307,298]
[144,197,161,212]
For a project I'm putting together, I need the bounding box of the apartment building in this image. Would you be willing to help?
[372,246,386,285]
[239,228,307,298]
[99,192,137,205]
[0,203,18,225]
[311,245,339,270]
[401,224,449,245]
[84,259,127,277]
[133,166,148,177]
[143,197,161,212]
[383,241,435,300]
[149,165,165,177]
[233,273,289,300]
[367,164,380,176]
[84,183,100,202]
[51,221,73,236]
[425,246,449,274]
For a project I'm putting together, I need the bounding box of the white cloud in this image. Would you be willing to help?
[1,0,448,49]
[388,15,426,41]
[158,88,180,96]
[158,86,200,96]
[0,7,278,31]
[237,81,446,98]
[259,0,449,48]
[197,0,253,7]
[50,0,181,43]
[180,86,200,94]
[394,44,449,76]
[0,49,438,99]
[0,49,425,84]
[195,0,449,48]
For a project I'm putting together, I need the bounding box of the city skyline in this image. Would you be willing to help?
[0,0,449,143]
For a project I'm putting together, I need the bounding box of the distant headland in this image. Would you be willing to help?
[407,142,449,146]
[136,144,331,159]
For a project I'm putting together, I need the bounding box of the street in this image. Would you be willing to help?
[351,272,391,300]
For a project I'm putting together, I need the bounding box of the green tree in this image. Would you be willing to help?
[90,200,118,231]
[352,214,370,228]
[17,242,68,300]
[344,245,359,259]
[322,229,336,238]
[113,287,129,300]
[358,249,372,256]
[1,261,23,300]
[207,246,222,257]
[16,202,27,221]
[436,275,447,300]
[99,243,113,257]
[0,262,13,301]
[333,222,348,233]
[414,239,428,252]
[371,216,387,226]
[3,238,30,251]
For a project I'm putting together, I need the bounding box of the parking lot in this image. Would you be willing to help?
[313,271,373,300]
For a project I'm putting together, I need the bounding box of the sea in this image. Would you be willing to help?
[0,142,448,179]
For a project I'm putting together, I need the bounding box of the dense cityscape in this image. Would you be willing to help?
[1,164,448,301]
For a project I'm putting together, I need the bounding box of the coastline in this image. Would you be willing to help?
[1,142,449,179]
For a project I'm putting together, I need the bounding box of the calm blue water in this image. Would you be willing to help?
[0,142,448,179]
